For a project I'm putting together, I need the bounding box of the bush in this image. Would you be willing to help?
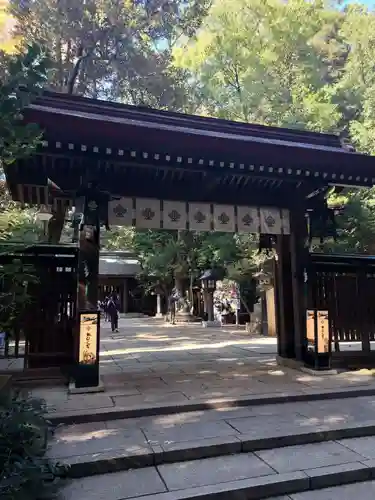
[0,390,67,500]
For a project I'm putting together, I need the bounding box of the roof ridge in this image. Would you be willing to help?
[34,91,342,149]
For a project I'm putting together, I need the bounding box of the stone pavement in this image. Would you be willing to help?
[41,318,375,499]
[48,395,375,473]
[33,318,375,420]
[58,431,375,499]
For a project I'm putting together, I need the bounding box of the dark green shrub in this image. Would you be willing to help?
[0,391,67,500]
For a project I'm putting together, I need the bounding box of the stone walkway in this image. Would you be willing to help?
[58,429,375,499]
[41,318,375,499]
[48,394,375,470]
[34,318,375,419]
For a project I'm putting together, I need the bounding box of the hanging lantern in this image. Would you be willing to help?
[308,202,337,246]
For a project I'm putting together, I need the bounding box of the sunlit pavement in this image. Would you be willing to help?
[39,317,375,500]
[33,317,375,417]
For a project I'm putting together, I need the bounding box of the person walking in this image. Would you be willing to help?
[107,293,120,332]
[168,287,179,325]
[103,295,110,322]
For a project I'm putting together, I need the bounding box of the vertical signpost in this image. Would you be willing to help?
[305,309,331,370]
[306,309,315,349]
[317,310,330,354]
[76,310,100,388]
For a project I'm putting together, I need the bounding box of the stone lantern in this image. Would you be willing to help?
[200,269,220,327]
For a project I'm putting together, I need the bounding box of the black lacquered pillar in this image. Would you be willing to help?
[74,188,102,389]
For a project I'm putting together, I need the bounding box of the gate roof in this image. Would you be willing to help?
[6,91,375,208]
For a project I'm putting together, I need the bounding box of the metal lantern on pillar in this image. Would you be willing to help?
[199,269,221,323]
[253,269,272,291]
[200,269,217,292]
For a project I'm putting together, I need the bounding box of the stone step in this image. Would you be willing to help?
[47,385,375,425]
[59,438,375,500]
[53,418,375,478]
[277,479,375,499]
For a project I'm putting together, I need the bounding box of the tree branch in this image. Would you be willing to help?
[66,45,95,94]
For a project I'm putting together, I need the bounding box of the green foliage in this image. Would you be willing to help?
[171,0,375,152]
[101,226,134,251]
[0,43,49,247]
[6,0,375,260]
[0,391,67,500]
[170,0,375,254]
[133,229,242,289]
[322,188,375,254]
[0,42,50,166]
[0,257,38,340]
[0,181,43,244]
[173,0,340,131]
[132,230,177,293]
[0,206,41,243]
[129,229,264,295]
[9,0,210,107]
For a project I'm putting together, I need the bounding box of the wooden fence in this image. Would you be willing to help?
[308,253,375,366]
[0,244,78,376]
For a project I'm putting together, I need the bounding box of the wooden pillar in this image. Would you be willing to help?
[156,294,163,318]
[74,192,101,389]
[78,227,100,311]
[275,235,295,358]
[122,279,128,313]
[265,287,277,337]
[207,292,214,322]
[289,207,309,361]
[47,207,66,244]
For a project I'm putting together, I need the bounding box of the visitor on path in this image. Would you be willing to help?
[103,295,110,322]
[107,293,120,332]
[168,287,180,325]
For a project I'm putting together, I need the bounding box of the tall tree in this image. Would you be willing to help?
[9,0,210,108]
[339,6,375,153]
[173,0,340,131]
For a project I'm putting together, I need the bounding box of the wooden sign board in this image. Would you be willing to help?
[306,309,330,353]
[317,310,330,353]
[306,310,316,345]
[79,313,98,364]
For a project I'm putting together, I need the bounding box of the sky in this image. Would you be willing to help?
[343,0,375,5]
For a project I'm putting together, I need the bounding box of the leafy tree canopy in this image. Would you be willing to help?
[9,0,210,109]
[0,42,50,244]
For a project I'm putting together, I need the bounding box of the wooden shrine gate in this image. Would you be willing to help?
[6,91,375,383]
[0,244,78,378]
[308,254,375,367]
